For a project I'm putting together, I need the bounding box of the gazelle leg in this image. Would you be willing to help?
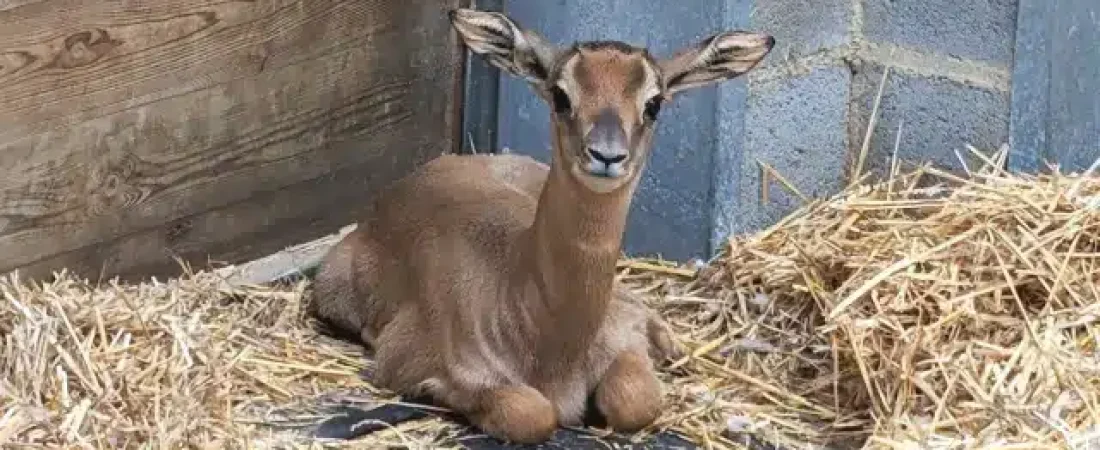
[610,287,681,365]
[646,313,682,364]
[442,384,558,444]
[593,350,663,432]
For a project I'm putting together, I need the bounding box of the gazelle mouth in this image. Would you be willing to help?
[571,162,632,193]
[585,162,626,179]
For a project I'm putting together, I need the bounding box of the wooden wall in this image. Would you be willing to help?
[0,0,467,282]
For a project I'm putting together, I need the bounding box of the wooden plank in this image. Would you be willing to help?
[0,0,465,280]
[1009,0,1100,173]
[0,0,43,13]
[0,0,394,142]
[11,148,438,282]
[214,224,356,288]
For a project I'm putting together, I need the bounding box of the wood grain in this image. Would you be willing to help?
[14,152,440,282]
[0,0,395,142]
[0,0,466,280]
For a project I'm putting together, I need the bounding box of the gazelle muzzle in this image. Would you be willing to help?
[583,108,630,178]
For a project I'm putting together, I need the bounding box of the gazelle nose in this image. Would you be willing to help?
[587,147,626,165]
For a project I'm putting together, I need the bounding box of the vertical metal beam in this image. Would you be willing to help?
[459,0,503,154]
[1007,0,1051,173]
[1009,0,1100,174]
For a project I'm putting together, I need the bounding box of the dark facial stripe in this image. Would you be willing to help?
[570,55,593,91]
[549,47,580,83]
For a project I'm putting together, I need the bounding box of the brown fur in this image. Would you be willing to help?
[308,8,774,444]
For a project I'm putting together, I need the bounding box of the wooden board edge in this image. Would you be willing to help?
[214,223,357,288]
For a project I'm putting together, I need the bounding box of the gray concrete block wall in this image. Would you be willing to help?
[847,0,1017,178]
[731,65,852,235]
[861,0,1019,64]
[847,63,1012,177]
[731,0,1018,237]
[750,0,852,59]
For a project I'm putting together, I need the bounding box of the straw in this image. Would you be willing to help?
[0,269,465,448]
[683,147,1100,448]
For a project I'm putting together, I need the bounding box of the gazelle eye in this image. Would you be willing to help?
[549,86,572,114]
[643,96,663,121]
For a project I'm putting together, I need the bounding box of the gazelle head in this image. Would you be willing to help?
[450,8,774,194]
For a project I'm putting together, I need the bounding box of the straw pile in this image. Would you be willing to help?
[648,148,1100,448]
[2,147,1098,449]
[0,270,467,448]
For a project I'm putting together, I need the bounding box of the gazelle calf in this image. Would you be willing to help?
[309,8,774,444]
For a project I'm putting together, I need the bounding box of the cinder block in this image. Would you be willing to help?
[729,65,852,235]
[861,0,1019,64]
[752,0,853,58]
[848,63,1011,178]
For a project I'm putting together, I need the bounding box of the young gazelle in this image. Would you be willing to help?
[308,8,774,444]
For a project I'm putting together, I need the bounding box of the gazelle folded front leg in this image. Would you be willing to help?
[446,384,559,444]
[593,349,663,432]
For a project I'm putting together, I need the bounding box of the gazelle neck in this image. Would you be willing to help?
[524,156,637,355]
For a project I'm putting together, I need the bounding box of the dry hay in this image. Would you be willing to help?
[0,270,466,449]
[656,149,1100,449]
[2,148,1099,449]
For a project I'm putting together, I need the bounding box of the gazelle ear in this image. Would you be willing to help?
[659,31,775,96]
[449,8,558,85]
